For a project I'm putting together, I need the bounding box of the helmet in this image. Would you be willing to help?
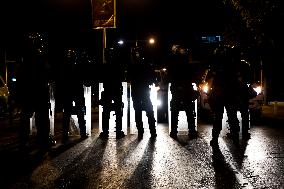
[24,32,48,56]
[131,46,145,64]
[64,48,78,65]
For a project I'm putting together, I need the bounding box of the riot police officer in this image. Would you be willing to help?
[56,48,87,143]
[17,32,52,152]
[167,45,199,138]
[127,46,157,138]
[207,46,240,147]
[235,56,257,140]
[99,48,126,139]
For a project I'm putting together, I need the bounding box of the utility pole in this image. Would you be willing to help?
[4,50,16,87]
[102,28,107,64]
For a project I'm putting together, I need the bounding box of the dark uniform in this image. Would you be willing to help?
[98,47,126,138]
[128,47,157,138]
[207,47,241,147]
[167,45,199,138]
[56,48,87,143]
[99,63,125,138]
[17,32,52,151]
[235,60,257,140]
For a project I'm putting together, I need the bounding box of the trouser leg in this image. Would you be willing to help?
[186,104,197,132]
[102,107,110,134]
[35,106,51,149]
[135,109,144,134]
[170,108,179,135]
[19,106,33,147]
[143,96,156,136]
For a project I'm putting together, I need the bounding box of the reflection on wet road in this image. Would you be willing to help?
[4,122,284,189]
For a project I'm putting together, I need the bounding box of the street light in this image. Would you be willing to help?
[148,38,155,45]
[116,37,157,65]
[117,36,156,47]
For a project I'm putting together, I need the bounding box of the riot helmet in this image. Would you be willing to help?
[24,31,48,56]
[64,48,78,66]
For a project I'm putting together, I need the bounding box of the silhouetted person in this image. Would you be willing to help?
[207,46,240,147]
[235,58,257,140]
[167,45,199,138]
[128,46,157,138]
[99,48,126,138]
[17,32,52,152]
[56,48,87,143]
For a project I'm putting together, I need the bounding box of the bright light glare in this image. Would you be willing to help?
[192,83,197,91]
[201,83,209,93]
[118,40,124,45]
[149,38,155,44]
[149,84,158,105]
[157,99,162,107]
[253,86,262,95]
[84,86,92,136]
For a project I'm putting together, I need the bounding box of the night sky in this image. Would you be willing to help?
[1,0,284,99]
[1,0,228,48]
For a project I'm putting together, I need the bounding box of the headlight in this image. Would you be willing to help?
[253,86,262,95]
[200,83,209,93]
[157,99,162,107]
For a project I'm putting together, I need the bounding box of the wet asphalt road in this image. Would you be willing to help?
[1,117,284,189]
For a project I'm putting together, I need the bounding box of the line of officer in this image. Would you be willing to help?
[54,48,88,143]
[207,46,243,147]
[99,48,126,139]
[17,32,53,152]
[127,46,157,138]
[167,44,199,139]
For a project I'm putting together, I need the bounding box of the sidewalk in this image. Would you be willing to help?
[261,101,284,124]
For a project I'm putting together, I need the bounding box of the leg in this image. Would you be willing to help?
[100,106,111,138]
[210,104,224,147]
[170,102,179,138]
[62,99,72,142]
[35,103,51,150]
[115,101,125,138]
[76,95,87,138]
[240,102,250,139]
[225,103,240,143]
[143,96,156,137]
[132,95,144,136]
[185,103,198,138]
[19,105,33,150]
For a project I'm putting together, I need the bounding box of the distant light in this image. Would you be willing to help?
[149,38,155,44]
[241,59,250,66]
[192,83,198,91]
[216,35,221,41]
[162,68,167,71]
[253,86,262,95]
[118,40,124,45]
[12,78,16,82]
[202,84,209,93]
